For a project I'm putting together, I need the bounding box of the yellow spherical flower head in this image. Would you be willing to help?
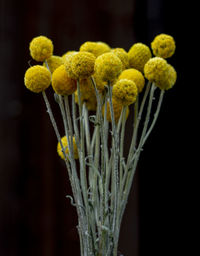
[112,79,138,106]
[144,57,171,90]
[118,68,145,93]
[166,64,177,90]
[29,36,53,62]
[52,65,77,95]
[57,136,79,160]
[80,41,111,57]
[71,52,96,79]
[93,73,106,93]
[94,52,123,84]
[102,98,130,122]
[63,51,78,79]
[111,48,129,70]
[75,88,97,111]
[43,55,64,73]
[128,43,152,72]
[24,65,51,93]
[151,34,176,58]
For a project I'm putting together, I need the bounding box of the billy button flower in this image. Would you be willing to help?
[74,78,97,111]
[57,136,79,160]
[111,48,129,70]
[24,65,51,93]
[71,51,96,79]
[151,34,176,59]
[52,65,77,95]
[43,55,63,73]
[29,35,53,62]
[80,41,111,57]
[128,43,152,72]
[94,52,123,84]
[103,98,130,122]
[63,51,78,79]
[144,57,177,90]
[112,79,138,106]
[118,68,145,93]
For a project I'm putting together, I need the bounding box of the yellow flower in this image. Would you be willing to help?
[57,136,79,160]
[93,73,106,93]
[74,78,97,111]
[102,98,129,122]
[151,34,176,58]
[71,52,96,79]
[111,48,129,70]
[144,57,175,90]
[94,52,123,84]
[118,68,145,93]
[80,41,111,57]
[29,36,53,62]
[63,51,78,79]
[128,43,152,72]
[52,65,77,95]
[24,65,51,93]
[75,90,97,111]
[112,79,138,106]
[43,55,63,73]
[163,64,177,90]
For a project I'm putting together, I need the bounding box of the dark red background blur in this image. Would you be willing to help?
[0,0,191,255]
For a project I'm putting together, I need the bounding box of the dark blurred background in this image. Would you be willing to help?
[0,0,190,255]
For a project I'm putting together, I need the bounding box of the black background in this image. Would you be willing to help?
[0,0,192,255]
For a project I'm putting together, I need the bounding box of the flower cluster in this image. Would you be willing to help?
[24,33,177,256]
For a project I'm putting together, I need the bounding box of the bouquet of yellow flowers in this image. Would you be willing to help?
[24,33,176,256]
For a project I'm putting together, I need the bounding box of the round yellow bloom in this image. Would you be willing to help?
[71,52,96,79]
[103,98,129,122]
[93,73,106,93]
[24,65,51,93]
[128,43,152,72]
[80,41,111,57]
[111,48,129,70]
[75,88,97,111]
[52,65,77,95]
[43,55,63,73]
[112,79,138,106]
[144,57,172,90]
[151,34,176,58]
[75,78,97,111]
[94,52,123,84]
[118,68,145,93]
[63,51,78,79]
[162,64,177,90]
[57,136,79,160]
[29,36,53,62]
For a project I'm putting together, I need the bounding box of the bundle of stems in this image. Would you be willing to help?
[42,77,164,256]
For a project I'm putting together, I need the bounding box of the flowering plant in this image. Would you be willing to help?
[24,34,177,256]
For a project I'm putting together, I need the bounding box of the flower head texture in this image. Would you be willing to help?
[103,98,129,122]
[63,51,78,79]
[144,57,175,90]
[128,43,152,72]
[29,36,53,62]
[71,52,96,79]
[112,79,138,106]
[118,68,145,93]
[57,136,79,160]
[24,65,51,93]
[80,41,111,57]
[151,34,176,58]
[43,55,63,73]
[111,48,129,70]
[94,52,123,84]
[52,65,77,95]
[163,64,177,90]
